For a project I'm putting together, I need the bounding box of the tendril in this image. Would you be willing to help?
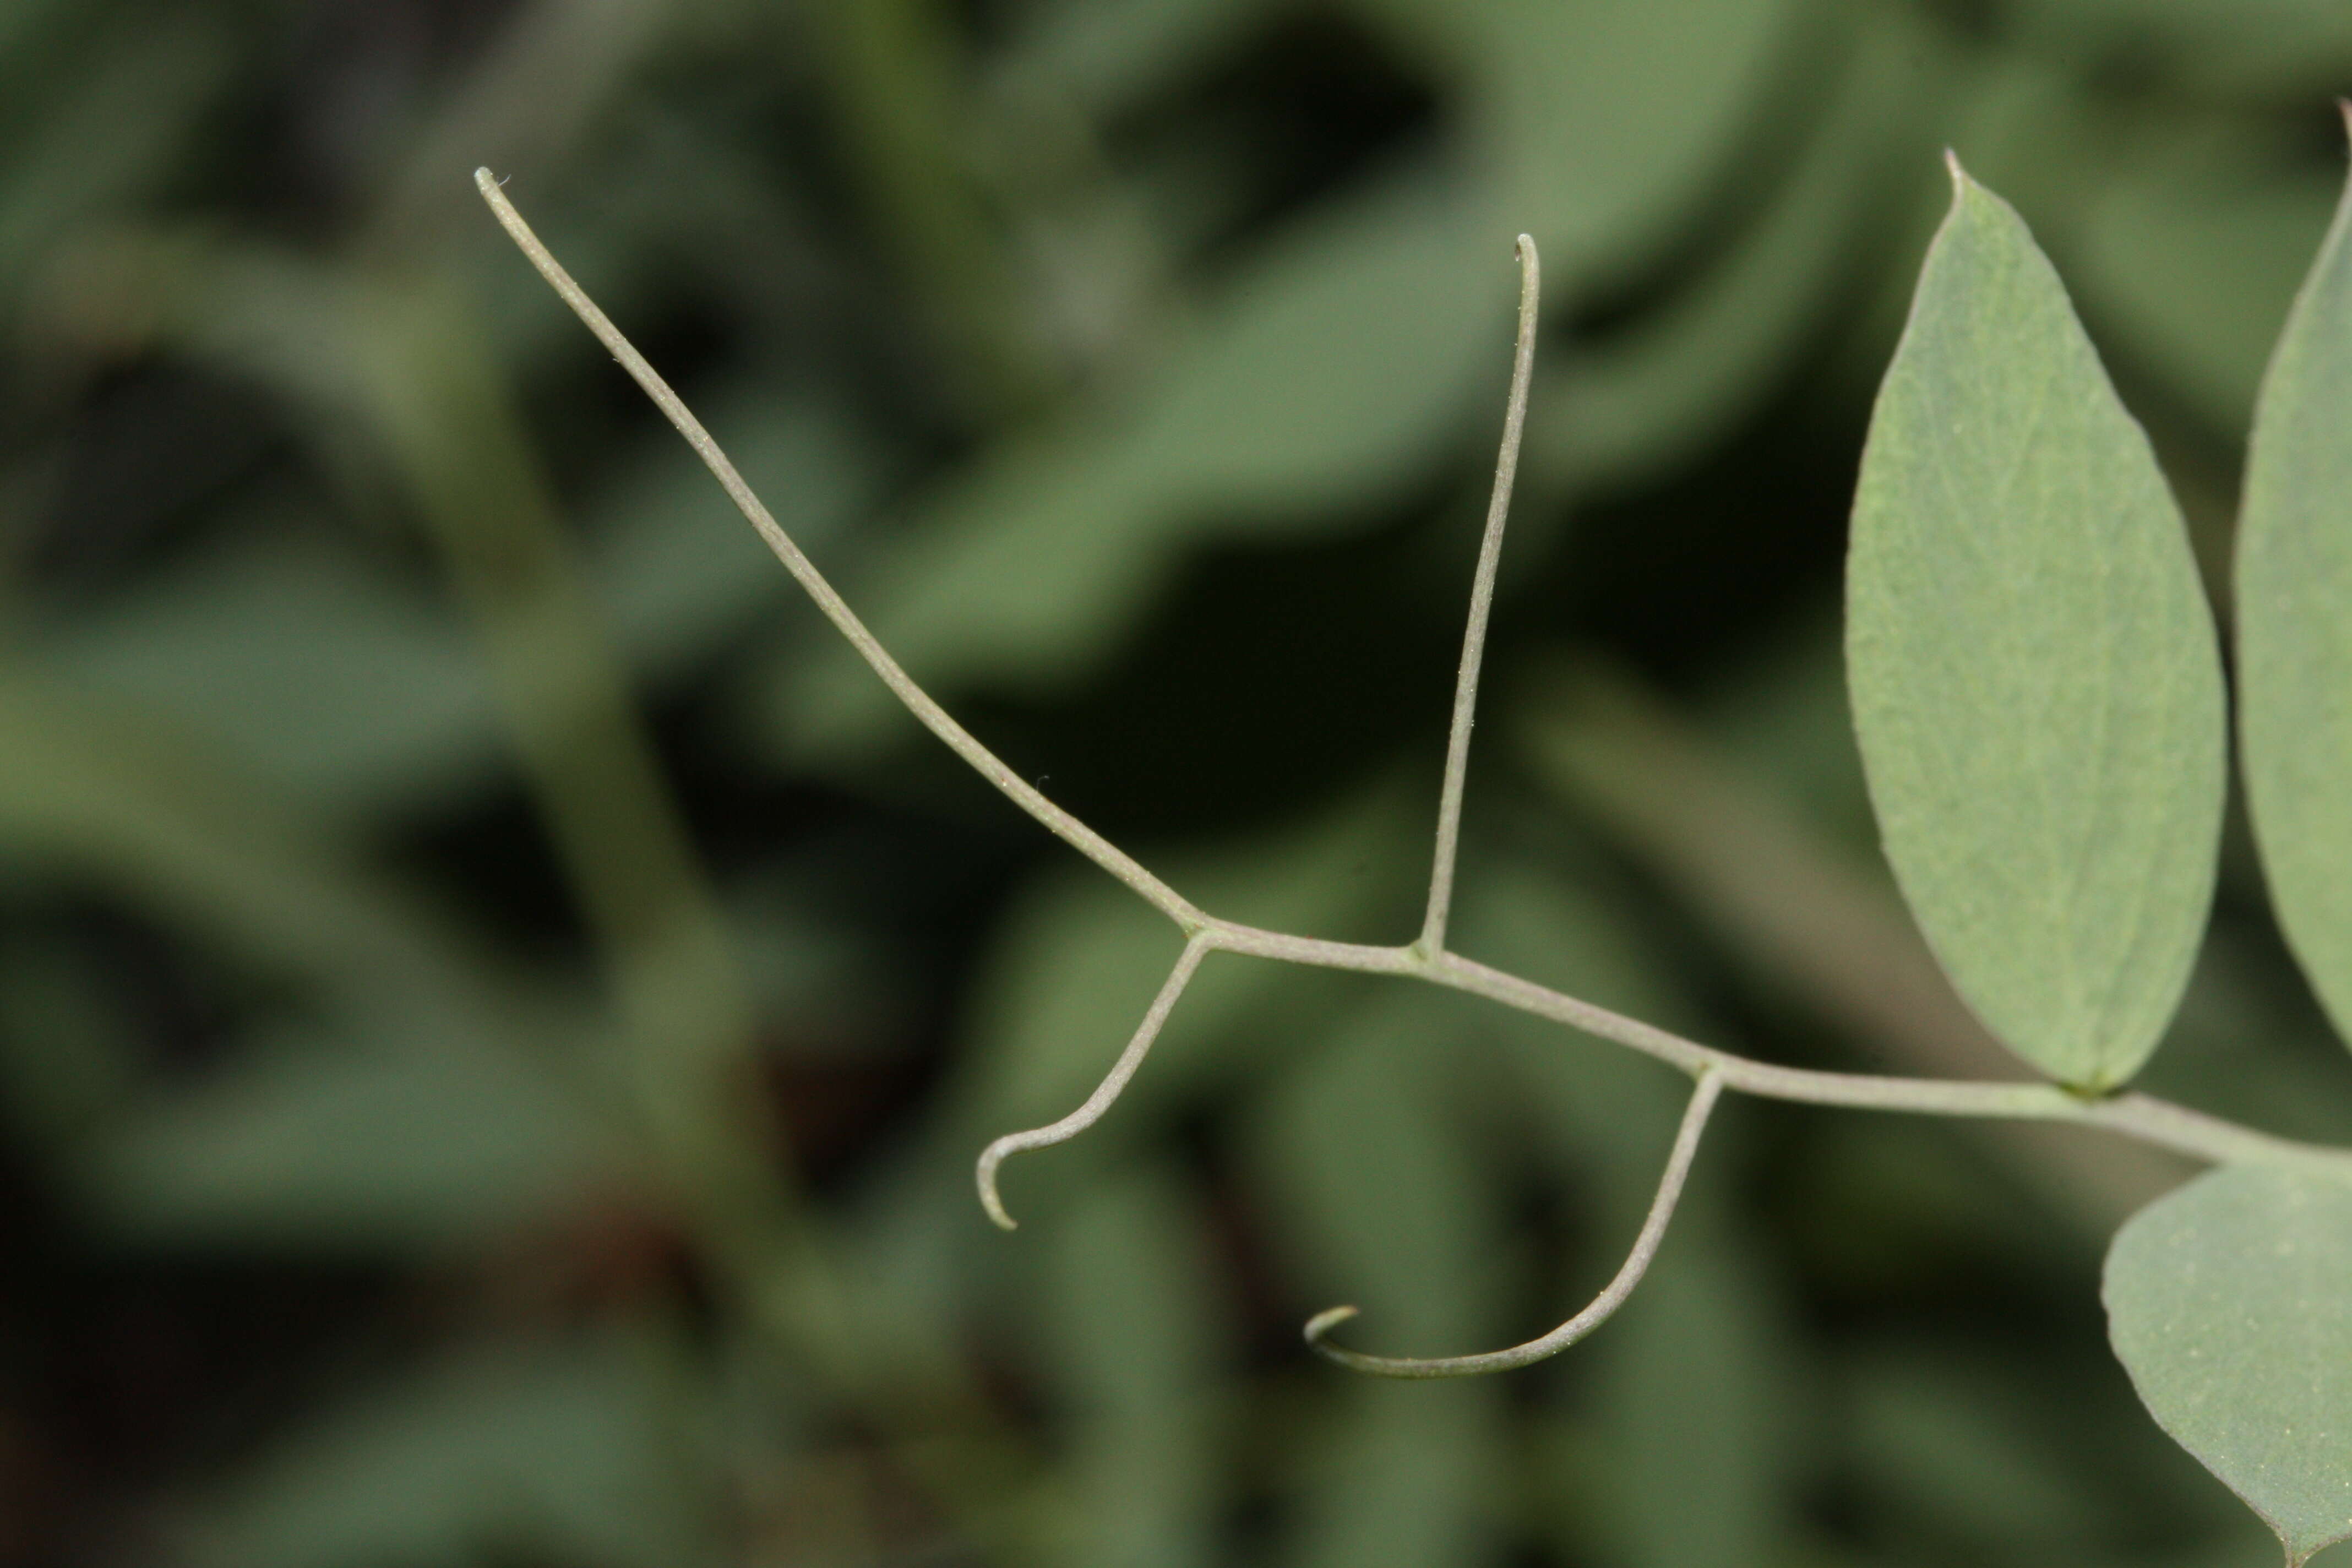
[1306,1068,1723,1378]
[975,933,1215,1229]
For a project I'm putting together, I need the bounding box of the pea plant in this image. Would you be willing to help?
[482,119,2352,1563]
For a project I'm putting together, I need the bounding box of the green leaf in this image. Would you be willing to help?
[1845,160,2225,1090]
[2104,1164,2352,1566]
[2235,124,2352,1052]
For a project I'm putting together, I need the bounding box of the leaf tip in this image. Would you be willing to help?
[1937,150,1993,226]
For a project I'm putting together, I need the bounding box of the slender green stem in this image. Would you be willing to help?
[1228,930,2352,1179]
[474,170,1204,933]
[1306,1068,1723,1376]
[475,172,2352,1304]
[976,932,1212,1229]
[1422,235,1539,957]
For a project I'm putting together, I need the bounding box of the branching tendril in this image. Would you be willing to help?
[477,167,2352,1381]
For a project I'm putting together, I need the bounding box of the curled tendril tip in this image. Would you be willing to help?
[970,933,1213,1230]
[1303,1305,1360,1344]
[1303,1070,1722,1379]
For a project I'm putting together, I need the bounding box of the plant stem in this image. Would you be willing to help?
[1307,1068,1723,1377]
[476,170,2352,1240]
[976,932,1212,1229]
[475,169,1204,934]
[1422,233,1539,957]
[1207,921,2352,1179]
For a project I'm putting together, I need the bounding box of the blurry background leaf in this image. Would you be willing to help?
[2073,122,2338,439]
[1249,995,1509,1567]
[1841,1343,2108,1548]
[92,1014,627,1251]
[1036,1163,1228,1568]
[765,178,1501,760]
[0,14,229,299]
[1591,1222,1795,1568]
[177,1324,715,1568]
[1353,0,1806,274]
[2013,0,2352,93]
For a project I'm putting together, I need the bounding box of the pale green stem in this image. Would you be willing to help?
[476,172,2352,1376]
[474,169,1203,933]
[1306,1068,1723,1376]
[1217,932,2352,1179]
[1421,234,1539,957]
[976,932,1212,1229]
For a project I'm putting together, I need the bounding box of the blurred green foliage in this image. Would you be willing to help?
[0,0,2348,1563]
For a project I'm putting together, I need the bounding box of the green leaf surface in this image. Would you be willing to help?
[1845,162,2225,1090]
[2235,130,2352,1052]
[2104,1165,2352,1565]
